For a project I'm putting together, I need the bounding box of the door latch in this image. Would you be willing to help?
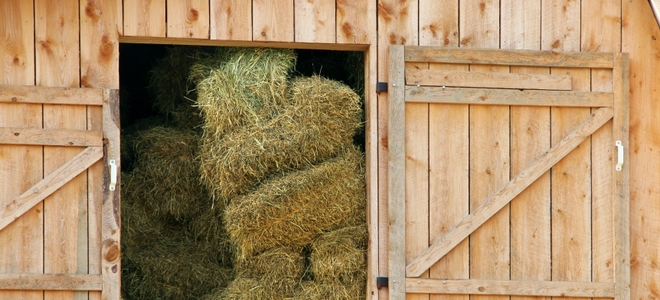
[615,141,623,172]
[109,159,117,191]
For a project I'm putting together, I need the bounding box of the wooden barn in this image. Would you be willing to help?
[1,0,659,299]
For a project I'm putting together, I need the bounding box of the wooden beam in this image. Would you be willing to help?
[406,107,614,277]
[0,274,102,291]
[0,85,104,105]
[388,45,406,300]
[405,87,613,107]
[0,128,103,146]
[406,69,572,90]
[405,279,615,298]
[0,146,103,231]
[119,35,369,51]
[404,47,615,68]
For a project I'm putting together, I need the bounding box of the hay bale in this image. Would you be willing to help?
[224,145,365,258]
[294,280,365,300]
[122,231,233,300]
[310,225,367,284]
[202,277,288,300]
[194,48,296,138]
[188,207,234,266]
[129,126,208,221]
[234,247,304,293]
[200,75,363,202]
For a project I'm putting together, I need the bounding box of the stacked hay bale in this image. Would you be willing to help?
[193,48,367,299]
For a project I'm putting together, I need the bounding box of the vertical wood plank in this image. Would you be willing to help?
[388,45,406,300]
[123,0,165,37]
[582,2,621,299]
[541,0,580,51]
[336,0,370,44]
[501,0,540,50]
[167,0,209,39]
[622,2,660,298]
[420,0,459,47]
[102,89,121,300]
[35,0,80,88]
[428,63,469,300]
[459,0,499,48]
[210,0,252,41]
[253,0,294,42]
[0,2,42,300]
[295,0,335,43]
[378,1,418,299]
[80,0,121,89]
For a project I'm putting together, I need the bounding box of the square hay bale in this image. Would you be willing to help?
[224,145,365,259]
[200,75,363,203]
[309,225,367,284]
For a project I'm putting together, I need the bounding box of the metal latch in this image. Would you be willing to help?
[615,141,623,172]
[109,160,117,191]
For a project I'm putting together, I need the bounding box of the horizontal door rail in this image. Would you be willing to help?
[0,274,102,291]
[0,85,104,105]
[0,128,103,147]
[406,69,573,90]
[406,279,615,298]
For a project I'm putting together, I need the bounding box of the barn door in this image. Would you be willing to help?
[387,46,629,300]
[0,85,120,300]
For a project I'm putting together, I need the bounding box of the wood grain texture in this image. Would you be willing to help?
[428,62,470,300]
[35,0,79,88]
[459,0,499,48]
[501,0,540,50]
[622,2,660,297]
[406,279,615,297]
[0,274,102,291]
[406,69,572,90]
[253,0,294,42]
[542,0,580,51]
[167,0,209,39]
[87,102,103,300]
[420,0,458,47]
[295,0,335,43]
[0,1,42,299]
[102,89,121,300]
[210,0,251,40]
[406,107,614,277]
[123,0,165,37]
[336,0,370,44]
[81,0,121,89]
[0,128,103,147]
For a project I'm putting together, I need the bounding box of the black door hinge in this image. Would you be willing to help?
[376,82,388,93]
[376,276,388,288]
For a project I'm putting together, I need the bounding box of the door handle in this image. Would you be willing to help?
[109,159,117,191]
[615,141,623,172]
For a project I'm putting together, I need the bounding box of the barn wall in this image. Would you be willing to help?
[1,1,659,299]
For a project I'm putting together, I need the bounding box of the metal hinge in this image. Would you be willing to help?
[376,276,388,288]
[376,82,388,93]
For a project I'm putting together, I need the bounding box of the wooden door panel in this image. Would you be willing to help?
[388,46,629,300]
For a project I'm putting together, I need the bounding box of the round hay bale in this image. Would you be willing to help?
[130,126,208,221]
[194,48,296,138]
[122,231,234,300]
[310,225,367,284]
[234,246,305,294]
[224,145,366,258]
[294,280,365,300]
[200,75,363,203]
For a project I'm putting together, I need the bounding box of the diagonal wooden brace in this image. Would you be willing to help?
[406,107,614,277]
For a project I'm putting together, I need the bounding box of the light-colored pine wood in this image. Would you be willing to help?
[428,63,470,300]
[0,85,104,105]
[210,0,251,41]
[509,67,552,300]
[405,279,615,297]
[419,0,458,47]
[550,68,593,300]
[458,0,499,48]
[80,0,121,89]
[0,128,103,147]
[388,45,406,300]
[102,89,121,300]
[378,2,418,299]
[87,102,103,300]
[295,0,335,43]
[404,47,615,68]
[0,1,42,300]
[405,87,612,107]
[581,0,621,53]
[622,2,660,299]
[167,0,209,39]
[123,0,165,37]
[336,0,370,44]
[0,274,102,291]
[406,69,572,90]
[612,53,630,300]
[253,0,294,42]
[501,0,540,50]
[0,147,102,231]
[468,65,510,300]
[119,35,368,50]
[541,0,580,51]
[35,0,79,88]
[406,107,614,277]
